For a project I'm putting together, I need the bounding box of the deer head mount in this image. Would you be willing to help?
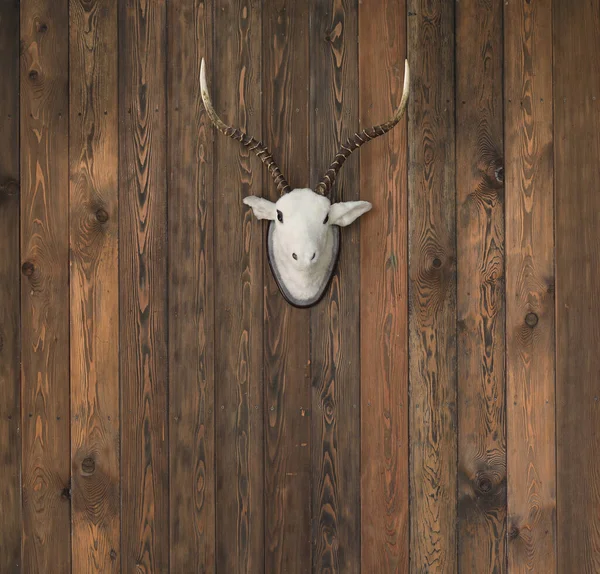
[201,58,409,307]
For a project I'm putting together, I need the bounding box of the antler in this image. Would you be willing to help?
[200,59,292,195]
[315,59,410,196]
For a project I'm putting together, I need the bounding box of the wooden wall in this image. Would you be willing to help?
[1,0,599,572]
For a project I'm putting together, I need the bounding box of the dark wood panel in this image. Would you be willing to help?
[554,1,600,571]
[455,1,506,572]
[0,1,21,571]
[20,0,71,571]
[504,0,556,571]
[407,0,457,571]
[69,0,120,571]
[118,0,169,571]
[358,0,409,570]
[309,1,360,572]
[213,0,264,571]
[262,1,311,572]
[168,1,215,572]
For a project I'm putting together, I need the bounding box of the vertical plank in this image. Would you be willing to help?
[262,0,311,571]
[0,1,21,571]
[309,1,360,572]
[455,0,506,571]
[69,0,120,570]
[359,0,409,570]
[213,0,264,571]
[119,0,169,571]
[504,0,556,571]
[168,0,215,572]
[407,0,457,571]
[554,1,600,571]
[20,0,71,570]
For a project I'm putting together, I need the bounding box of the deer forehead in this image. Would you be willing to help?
[276,188,331,219]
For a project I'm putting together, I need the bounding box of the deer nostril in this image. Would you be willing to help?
[292,253,298,260]
[311,253,316,260]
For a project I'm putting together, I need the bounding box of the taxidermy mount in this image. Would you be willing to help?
[200,58,409,308]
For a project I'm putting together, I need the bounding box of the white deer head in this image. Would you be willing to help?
[200,58,409,307]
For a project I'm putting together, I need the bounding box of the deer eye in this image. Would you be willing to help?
[323,214,329,224]
[277,210,283,223]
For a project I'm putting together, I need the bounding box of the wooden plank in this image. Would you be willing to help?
[20,0,71,571]
[0,1,21,571]
[69,0,120,570]
[309,1,360,572]
[262,0,311,571]
[455,0,506,571]
[167,0,215,572]
[407,0,457,571]
[119,0,169,571]
[358,0,408,570]
[213,0,264,571]
[504,0,556,571]
[554,1,600,571]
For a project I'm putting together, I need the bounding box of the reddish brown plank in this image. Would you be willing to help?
[504,0,556,571]
[554,1,600,571]
[309,1,360,572]
[168,0,215,572]
[359,0,409,570]
[119,0,169,571]
[0,1,21,571]
[69,0,120,570]
[20,0,71,571]
[213,0,264,571]
[262,0,311,572]
[407,0,457,571]
[455,0,506,571]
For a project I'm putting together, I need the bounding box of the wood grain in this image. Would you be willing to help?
[262,0,312,572]
[167,0,215,572]
[69,0,120,570]
[119,0,169,571]
[0,1,21,571]
[358,0,408,570]
[407,0,457,572]
[310,1,360,572]
[554,1,600,572]
[504,0,556,571]
[213,0,264,571]
[20,0,71,571]
[455,0,506,571]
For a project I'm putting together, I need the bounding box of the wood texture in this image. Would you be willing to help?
[262,1,312,572]
[407,0,457,572]
[554,1,600,572]
[310,1,360,572]
[20,0,71,570]
[119,0,169,571]
[168,0,215,572]
[0,1,21,571]
[504,0,556,572]
[358,0,409,571]
[213,0,264,571]
[69,0,120,570]
[456,1,506,572]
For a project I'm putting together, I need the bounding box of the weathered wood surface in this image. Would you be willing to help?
[69,0,120,571]
[555,1,600,572]
[456,0,506,572]
[408,0,457,571]
[20,0,72,570]
[119,0,169,571]
[310,1,360,572]
[168,0,215,572]
[505,0,556,572]
[0,1,21,571]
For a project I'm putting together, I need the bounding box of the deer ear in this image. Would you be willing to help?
[243,196,277,220]
[328,201,372,227]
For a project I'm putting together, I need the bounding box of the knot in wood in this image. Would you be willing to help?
[495,166,504,184]
[476,476,493,494]
[324,401,334,418]
[61,486,71,500]
[21,261,34,276]
[38,23,48,33]
[95,208,109,223]
[525,312,539,327]
[509,526,520,540]
[28,69,39,81]
[82,457,96,475]
[432,258,442,269]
